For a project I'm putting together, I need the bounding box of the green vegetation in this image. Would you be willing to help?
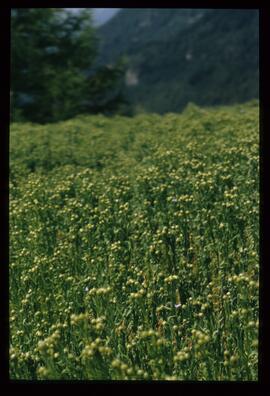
[10,101,259,380]
[11,8,126,124]
[98,9,259,113]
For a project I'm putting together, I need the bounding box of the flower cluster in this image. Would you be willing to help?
[10,101,259,380]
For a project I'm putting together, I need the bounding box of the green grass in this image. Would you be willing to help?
[10,100,259,380]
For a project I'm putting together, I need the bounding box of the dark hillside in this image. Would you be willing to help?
[97,9,259,113]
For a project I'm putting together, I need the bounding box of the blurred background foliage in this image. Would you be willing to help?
[11,8,259,123]
[11,8,128,123]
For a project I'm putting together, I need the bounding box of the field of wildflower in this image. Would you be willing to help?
[10,101,259,380]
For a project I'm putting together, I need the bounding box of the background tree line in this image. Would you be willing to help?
[11,8,128,124]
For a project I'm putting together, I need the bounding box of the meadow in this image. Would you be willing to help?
[10,101,259,380]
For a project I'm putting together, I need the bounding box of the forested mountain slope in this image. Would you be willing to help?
[97,9,259,113]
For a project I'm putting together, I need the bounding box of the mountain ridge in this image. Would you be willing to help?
[97,9,259,114]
